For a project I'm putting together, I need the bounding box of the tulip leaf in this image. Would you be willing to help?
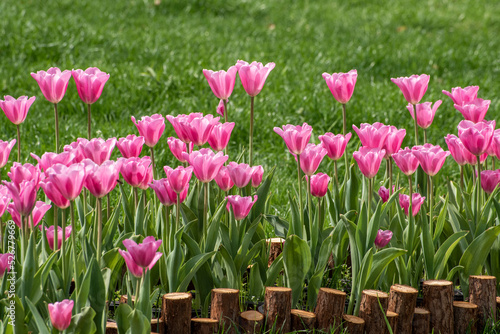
[25,297,50,334]
[265,254,284,286]
[420,217,435,279]
[288,193,302,239]
[177,251,216,292]
[205,199,225,253]
[249,166,275,222]
[249,262,264,299]
[134,191,146,236]
[345,164,359,212]
[21,232,36,308]
[137,269,151,324]
[364,248,406,289]
[119,184,134,233]
[264,214,289,239]
[283,235,312,307]
[67,306,97,334]
[218,245,238,288]
[433,231,468,279]
[116,303,133,333]
[126,309,150,334]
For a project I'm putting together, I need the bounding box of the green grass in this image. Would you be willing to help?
[1,0,499,217]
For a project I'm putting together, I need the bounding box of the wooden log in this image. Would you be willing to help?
[267,238,284,266]
[210,288,239,334]
[359,289,389,334]
[151,318,165,334]
[105,322,118,334]
[388,284,418,334]
[191,318,218,334]
[411,307,430,334]
[264,287,292,332]
[119,295,135,306]
[497,296,500,319]
[423,280,454,334]
[453,301,477,334]
[342,314,365,334]
[162,292,192,334]
[468,275,497,332]
[239,310,264,334]
[291,309,316,331]
[386,311,398,333]
[314,287,346,332]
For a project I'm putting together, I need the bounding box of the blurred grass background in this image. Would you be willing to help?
[0,0,499,216]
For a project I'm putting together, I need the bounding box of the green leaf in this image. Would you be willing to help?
[283,235,312,307]
[364,248,406,289]
[115,303,133,334]
[177,251,216,292]
[67,306,97,334]
[119,184,134,233]
[136,269,151,323]
[265,255,284,286]
[345,164,359,212]
[127,309,150,334]
[264,214,289,239]
[433,231,468,279]
[249,166,275,222]
[420,219,435,279]
[25,298,50,334]
[218,246,239,288]
[134,191,146,236]
[287,193,302,238]
[249,263,264,300]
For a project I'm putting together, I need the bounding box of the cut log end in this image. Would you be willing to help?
[314,287,346,333]
[453,301,478,334]
[363,289,389,298]
[291,309,316,331]
[343,314,365,334]
[191,318,219,334]
[239,311,264,334]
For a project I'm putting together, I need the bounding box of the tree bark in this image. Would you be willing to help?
[411,307,430,334]
[342,314,365,334]
[191,318,218,334]
[468,275,497,332]
[497,296,500,320]
[162,292,192,334]
[359,289,389,334]
[423,280,454,334]
[314,287,346,333]
[239,310,264,334]
[151,318,165,334]
[453,301,477,334]
[210,288,239,334]
[386,311,398,333]
[291,309,316,331]
[267,238,285,266]
[388,284,418,334]
[264,287,292,333]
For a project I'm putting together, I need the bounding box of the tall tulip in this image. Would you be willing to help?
[119,156,153,190]
[214,166,234,192]
[406,100,442,142]
[117,134,145,158]
[7,162,43,187]
[392,147,420,218]
[48,299,74,331]
[318,132,351,186]
[78,137,116,166]
[399,193,425,217]
[353,147,386,216]
[180,114,220,147]
[383,126,406,196]
[480,170,500,195]
[442,86,479,106]
[0,139,16,169]
[71,67,110,139]
[166,113,203,144]
[454,98,490,123]
[31,67,72,153]
[374,229,393,249]
[299,143,327,177]
[203,66,238,122]
[226,162,259,189]
[251,165,264,188]
[163,166,193,194]
[445,134,478,190]
[45,225,72,251]
[352,122,391,149]
[226,195,258,221]
[7,200,51,229]
[131,114,165,179]
[310,173,330,198]
[208,122,235,152]
[0,253,12,278]
[0,96,36,162]
[150,178,188,234]
[31,151,75,174]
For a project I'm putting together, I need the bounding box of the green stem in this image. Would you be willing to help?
[249,96,254,166]
[334,160,339,190]
[150,147,156,180]
[342,103,349,177]
[0,216,3,253]
[318,198,322,229]
[477,155,482,220]
[16,124,20,162]
[53,207,58,251]
[97,197,102,267]
[307,176,312,237]
[413,104,419,146]
[423,128,428,144]
[203,182,208,242]
[134,187,138,214]
[106,193,110,221]
[87,104,91,140]
[428,175,433,232]
[20,214,25,262]
[135,274,142,307]
[388,158,393,196]
[61,209,67,291]
[176,194,180,231]
[368,178,373,218]
[164,206,170,252]
[70,201,80,297]
[460,165,464,193]
[54,103,60,153]
[297,155,303,226]
[223,99,228,123]
[408,175,414,256]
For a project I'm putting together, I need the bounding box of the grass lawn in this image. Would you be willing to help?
[1,0,499,217]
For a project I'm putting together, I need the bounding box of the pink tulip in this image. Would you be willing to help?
[383,126,406,158]
[40,179,71,209]
[30,67,72,104]
[163,166,193,194]
[122,236,163,269]
[442,86,479,106]
[216,99,225,117]
[48,299,74,331]
[0,139,16,168]
[310,173,330,198]
[118,156,153,190]
[251,165,264,188]
[226,162,258,188]
[45,225,72,250]
[457,120,496,157]
[208,122,235,152]
[412,144,450,176]
[183,114,220,146]
[166,113,204,143]
[78,137,117,165]
[318,132,351,161]
[203,66,238,100]
[480,170,500,194]
[406,100,442,129]
[378,186,390,203]
[8,200,51,228]
[392,147,420,176]
[131,114,165,147]
[391,74,430,105]
[454,98,491,123]
[322,69,358,104]
[226,195,258,220]
[117,134,145,158]
[299,143,327,176]
[0,253,13,278]
[8,162,43,186]
[490,132,500,160]
[0,96,36,125]
[273,123,313,155]
[31,151,75,173]
[3,180,37,216]
[445,134,478,166]
[45,163,86,201]
[237,61,275,97]
[63,139,87,163]
[83,159,121,198]
[0,186,11,217]
[352,122,391,149]
[167,137,192,163]
[183,149,228,183]
[352,147,386,179]
[399,193,425,217]
[214,166,234,192]
[374,229,393,248]
[485,130,500,157]
[71,67,110,104]
[149,179,187,207]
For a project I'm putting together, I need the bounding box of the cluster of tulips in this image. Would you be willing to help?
[0,57,499,332]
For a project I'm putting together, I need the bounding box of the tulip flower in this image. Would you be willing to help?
[122,236,163,270]
[0,139,16,168]
[299,143,327,176]
[412,144,450,177]
[71,67,110,139]
[131,114,165,148]
[480,170,500,194]
[457,120,496,157]
[184,114,220,147]
[310,173,330,198]
[399,193,425,217]
[203,66,238,100]
[184,149,228,183]
[63,139,87,163]
[322,69,357,104]
[45,225,72,250]
[0,253,12,278]
[352,122,391,149]
[40,179,71,209]
[0,186,11,217]
[150,178,188,207]
[7,200,51,229]
[163,166,193,194]
[274,123,313,155]
[48,299,74,331]
[391,74,430,105]
[454,99,491,123]
[442,86,479,106]
[117,134,145,158]
[490,133,500,161]
[319,132,351,161]
[214,166,234,192]
[208,122,235,152]
[444,134,478,166]
[216,99,225,117]
[78,137,117,166]
[166,113,203,143]
[226,162,258,188]
[392,147,420,176]
[8,162,43,187]
[374,229,393,248]
[31,151,75,173]
[226,195,258,220]
[378,186,391,203]
[45,163,86,201]
[83,159,121,198]
[383,126,406,158]
[251,165,264,188]
[167,137,192,163]
[406,100,442,134]
[0,96,36,162]
[353,148,386,179]
[119,156,153,190]
[3,180,37,217]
